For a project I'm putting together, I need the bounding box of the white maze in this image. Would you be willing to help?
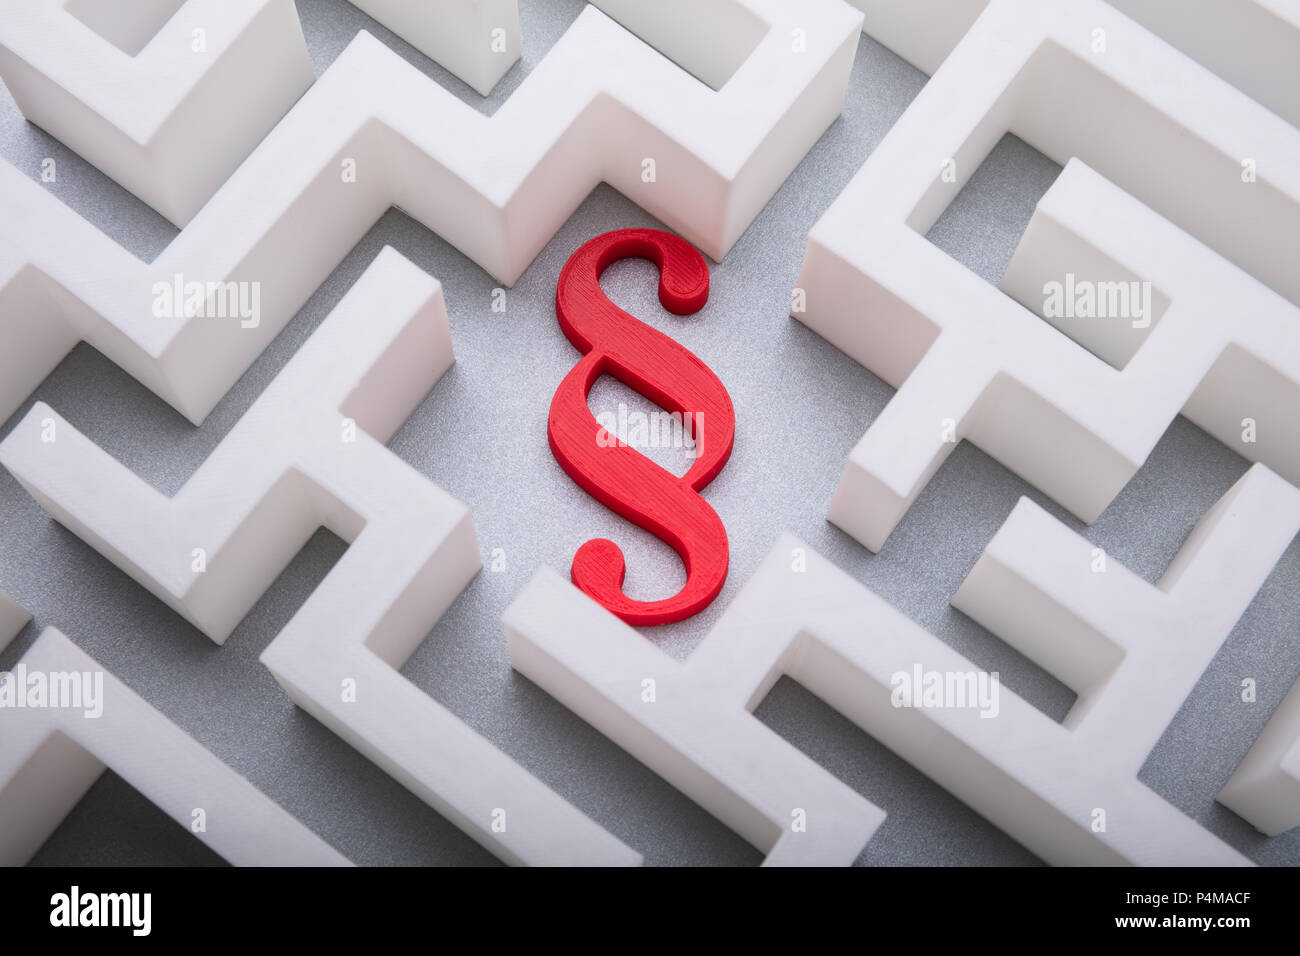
[853,0,1300,127]
[506,574,889,867]
[0,0,527,224]
[510,465,1299,865]
[0,0,860,425]
[798,0,1300,552]
[1,0,1298,864]
[1,249,638,866]
[0,627,349,866]
[0,0,315,225]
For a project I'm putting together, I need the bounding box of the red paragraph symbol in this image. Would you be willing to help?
[548,229,735,626]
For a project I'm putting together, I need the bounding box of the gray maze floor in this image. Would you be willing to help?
[2,0,1297,866]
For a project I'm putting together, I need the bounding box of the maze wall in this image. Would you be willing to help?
[0,0,1297,865]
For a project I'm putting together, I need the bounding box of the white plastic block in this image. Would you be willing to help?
[1108,0,1300,128]
[951,464,1300,862]
[1219,676,1300,836]
[0,0,860,427]
[0,0,314,225]
[346,0,520,96]
[0,587,29,654]
[849,0,989,75]
[0,627,349,866]
[509,464,1300,864]
[0,248,639,866]
[998,160,1300,485]
[797,0,1300,552]
[851,0,1300,127]
[588,0,767,91]
[504,576,886,867]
